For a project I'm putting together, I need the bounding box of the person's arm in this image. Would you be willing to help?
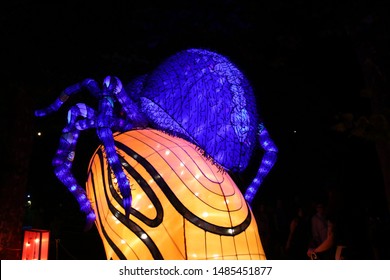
[307,221,334,257]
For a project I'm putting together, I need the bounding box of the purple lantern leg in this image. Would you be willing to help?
[35,79,100,117]
[52,104,97,230]
[35,77,140,230]
[244,124,278,203]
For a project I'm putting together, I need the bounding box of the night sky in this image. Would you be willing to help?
[2,0,389,259]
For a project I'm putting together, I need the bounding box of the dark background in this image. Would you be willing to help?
[1,0,389,259]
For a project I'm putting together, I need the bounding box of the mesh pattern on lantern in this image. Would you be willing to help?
[138,49,259,172]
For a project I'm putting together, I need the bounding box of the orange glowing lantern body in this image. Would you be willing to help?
[86,129,265,260]
[21,229,50,260]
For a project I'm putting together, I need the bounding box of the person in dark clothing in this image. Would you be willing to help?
[285,205,311,259]
[307,201,333,259]
[307,188,353,260]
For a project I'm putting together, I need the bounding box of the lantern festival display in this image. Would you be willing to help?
[21,229,50,260]
[86,129,266,260]
[35,48,278,259]
[35,49,278,232]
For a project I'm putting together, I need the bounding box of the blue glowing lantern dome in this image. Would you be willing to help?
[126,49,259,172]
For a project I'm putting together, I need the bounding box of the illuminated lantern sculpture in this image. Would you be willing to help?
[34,49,277,259]
[21,229,50,260]
[86,129,265,260]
